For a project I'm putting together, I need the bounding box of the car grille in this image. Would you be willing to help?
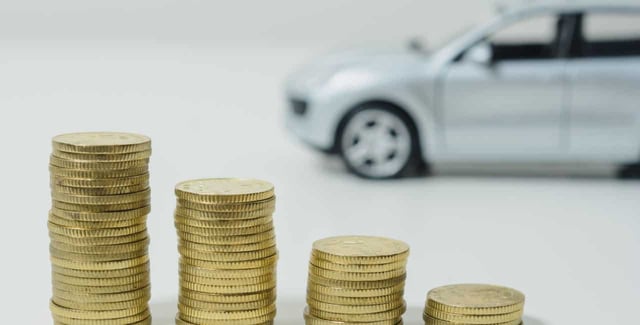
[290,99,308,116]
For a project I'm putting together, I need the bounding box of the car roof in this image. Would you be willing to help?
[500,0,640,15]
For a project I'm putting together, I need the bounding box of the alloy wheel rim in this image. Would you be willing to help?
[341,109,412,178]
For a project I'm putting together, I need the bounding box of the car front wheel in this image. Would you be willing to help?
[338,104,420,179]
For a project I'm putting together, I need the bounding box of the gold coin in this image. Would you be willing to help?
[52,199,150,212]
[178,303,275,320]
[179,295,275,311]
[53,285,150,303]
[308,274,406,289]
[304,308,402,325]
[179,288,276,304]
[53,272,149,286]
[179,273,275,286]
[309,256,407,273]
[178,238,276,252]
[49,166,149,180]
[52,263,149,278]
[181,280,276,294]
[50,247,147,262]
[308,281,405,298]
[49,230,148,246]
[175,222,272,236]
[48,213,147,229]
[51,238,149,254]
[309,303,405,322]
[181,254,277,270]
[174,214,272,228]
[50,206,150,222]
[312,236,409,265]
[52,188,151,205]
[178,245,277,261]
[177,229,275,245]
[52,296,149,311]
[51,308,150,324]
[306,291,404,306]
[426,284,525,315]
[52,278,150,294]
[175,178,274,203]
[424,308,523,324]
[53,317,151,325]
[308,265,406,281]
[177,311,275,325]
[48,222,147,238]
[52,132,151,154]
[51,149,152,162]
[177,197,275,212]
[49,155,149,170]
[175,206,274,220]
[423,314,522,325]
[307,298,405,314]
[179,262,274,279]
[50,255,149,270]
[51,174,149,188]
[51,183,149,197]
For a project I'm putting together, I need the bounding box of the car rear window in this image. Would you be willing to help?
[581,12,640,57]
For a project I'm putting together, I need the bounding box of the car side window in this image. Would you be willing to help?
[580,12,640,57]
[488,14,559,61]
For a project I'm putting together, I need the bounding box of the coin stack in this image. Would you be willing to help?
[424,284,525,325]
[48,132,152,324]
[174,178,278,325]
[304,236,409,325]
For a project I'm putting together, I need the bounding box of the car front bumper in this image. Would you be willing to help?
[284,94,338,152]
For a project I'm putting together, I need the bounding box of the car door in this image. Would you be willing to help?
[439,12,570,160]
[566,11,640,162]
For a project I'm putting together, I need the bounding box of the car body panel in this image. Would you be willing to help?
[567,56,640,161]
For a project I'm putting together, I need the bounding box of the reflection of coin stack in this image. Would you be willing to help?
[48,132,152,324]
[424,284,525,325]
[174,178,278,325]
[304,236,410,325]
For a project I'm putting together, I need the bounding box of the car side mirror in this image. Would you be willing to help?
[465,42,492,65]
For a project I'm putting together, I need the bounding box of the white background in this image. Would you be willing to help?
[0,1,638,324]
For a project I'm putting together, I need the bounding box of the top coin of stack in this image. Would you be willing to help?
[174,178,278,325]
[305,236,409,325]
[48,132,152,325]
[424,284,525,325]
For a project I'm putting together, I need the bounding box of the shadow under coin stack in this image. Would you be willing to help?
[48,132,152,324]
[424,284,526,325]
[305,236,409,325]
[174,178,278,325]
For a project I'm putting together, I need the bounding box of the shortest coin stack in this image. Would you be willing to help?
[424,284,525,325]
[174,178,278,325]
[305,235,409,325]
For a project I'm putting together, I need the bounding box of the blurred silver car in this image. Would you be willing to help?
[285,2,640,179]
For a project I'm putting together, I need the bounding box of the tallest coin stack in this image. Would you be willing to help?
[48,132,152,325]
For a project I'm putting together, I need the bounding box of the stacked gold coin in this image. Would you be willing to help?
[424,284,525,325]
[48,132,152,324]
[174,178,278,325]
[304,236,409,325]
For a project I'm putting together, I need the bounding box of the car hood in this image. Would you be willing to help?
[287,48,429,92]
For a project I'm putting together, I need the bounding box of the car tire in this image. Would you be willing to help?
[337,103,424,179]
[617,163,640,179]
